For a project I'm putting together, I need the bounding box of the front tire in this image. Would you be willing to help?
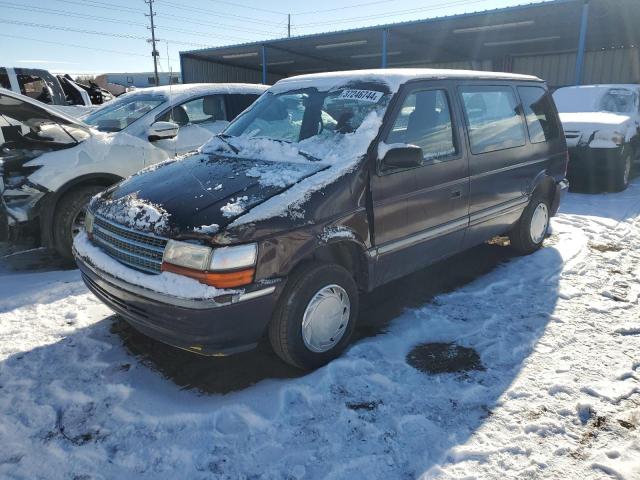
[269,262,359,370]
[53,185,104,260]
[610,150,632,192]
[509,193,550,255]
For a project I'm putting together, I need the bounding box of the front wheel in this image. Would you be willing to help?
[268,262,359,370]
[53,185,104,261]
[509,194,550,255]
[610,150,632,192]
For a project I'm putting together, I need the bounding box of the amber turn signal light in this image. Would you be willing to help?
[161,262,255,288]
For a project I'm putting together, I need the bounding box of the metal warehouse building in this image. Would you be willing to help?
[180,0,640,88]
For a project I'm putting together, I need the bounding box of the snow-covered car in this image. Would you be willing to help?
[0,83,267,258]
[553,84,640,191]
[73,69,568,370]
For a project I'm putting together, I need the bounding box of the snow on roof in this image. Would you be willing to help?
[270,68,541,94]
[132,83,268,97]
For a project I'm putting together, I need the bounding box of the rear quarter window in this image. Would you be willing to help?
[459,85,526,154]
[0,68,9,89]
[518,86,560,143]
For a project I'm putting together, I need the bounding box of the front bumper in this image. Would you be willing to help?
[550,178,569,217]
[76,252,282,356]
[567,145,623,177]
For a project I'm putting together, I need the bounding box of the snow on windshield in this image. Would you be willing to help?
[199,86,391,224]
[553,86,638,114]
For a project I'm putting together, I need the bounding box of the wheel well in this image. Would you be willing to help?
[534,175,555,201]
[311,242,369,292]
[39,173,122,247]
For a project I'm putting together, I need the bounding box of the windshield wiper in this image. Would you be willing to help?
[215,133,239,154]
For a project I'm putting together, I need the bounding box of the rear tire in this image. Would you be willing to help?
[508,192,551,255]
[53,185,104,260]
[268,262,359,370]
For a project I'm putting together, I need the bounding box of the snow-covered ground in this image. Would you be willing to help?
[1,182,639,479]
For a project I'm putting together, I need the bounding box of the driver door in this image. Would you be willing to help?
[370,82,470,286]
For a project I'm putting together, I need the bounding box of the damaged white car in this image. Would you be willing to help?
[553,84,640,191]
[0,83,267,258]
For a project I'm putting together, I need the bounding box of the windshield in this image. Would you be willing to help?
[223,87,391,154]
[84,93,166,132]
[553,86,638,114]
[599,89,637,113]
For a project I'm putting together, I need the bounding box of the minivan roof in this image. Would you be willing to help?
[270,68,542,94]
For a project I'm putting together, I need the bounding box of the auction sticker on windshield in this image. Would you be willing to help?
[339,89,384,103]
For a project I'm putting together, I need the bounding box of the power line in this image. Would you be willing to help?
[1,1,250,42]
[295,0,488,27]
[154,11,277,37]
[293,0,392,16]
[155,0,284,27]
[0,2,145,28]
[48,0,145,15]
[0,18,217,48]
[0,32,148,58]
[202,0,287,16]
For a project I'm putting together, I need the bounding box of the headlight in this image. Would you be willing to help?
[161,241,258,289]
[593,130,625,145]
[210,243,257,271]
[163,240,212,270]
[85,210,95,236]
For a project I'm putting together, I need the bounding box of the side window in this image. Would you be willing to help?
[0,68,9,89]
[460,86,526,154]
[386,89,458,162]
[225,94,260,120]
[518,86,560,143]
[17,74,51,103]
[158,95,226,126]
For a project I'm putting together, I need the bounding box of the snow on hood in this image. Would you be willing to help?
[269,68,538,95]
[559,112,630,128]
[91,191,171,234]
[202,109,384,226]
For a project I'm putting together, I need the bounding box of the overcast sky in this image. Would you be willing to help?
[0,0,550,76]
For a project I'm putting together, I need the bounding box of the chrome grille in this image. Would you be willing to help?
[92,214,167,274]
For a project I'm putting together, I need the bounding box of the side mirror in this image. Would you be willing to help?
[147,121,179,141]
[380,144,424,170]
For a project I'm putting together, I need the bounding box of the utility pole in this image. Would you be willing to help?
[145,0,160,86]
[287,14,291,38]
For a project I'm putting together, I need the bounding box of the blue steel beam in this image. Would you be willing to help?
[381,29,388,68]
[574,0,590,85]
[261,44,267,84]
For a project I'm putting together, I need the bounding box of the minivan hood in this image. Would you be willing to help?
[92,153,327,237]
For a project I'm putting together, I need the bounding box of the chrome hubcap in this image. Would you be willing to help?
[530,202,549,244]
[302,284,350,353]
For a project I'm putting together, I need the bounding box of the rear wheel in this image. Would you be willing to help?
[53,185,104,260]
[268,262,359,370]
[509,192,551,255]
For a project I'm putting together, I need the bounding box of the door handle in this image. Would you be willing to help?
[450,189,462,199]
